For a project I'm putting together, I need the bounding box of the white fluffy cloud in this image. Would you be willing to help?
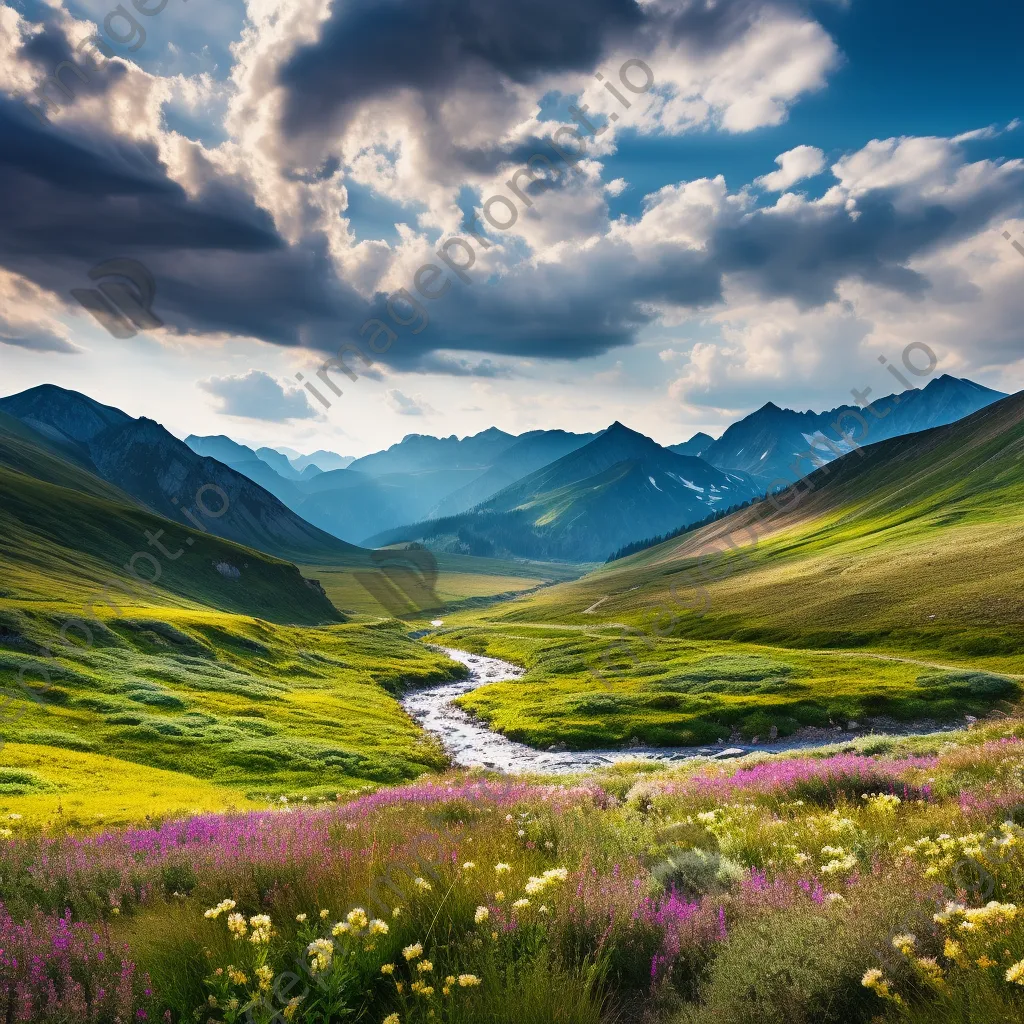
[755,145,826,191]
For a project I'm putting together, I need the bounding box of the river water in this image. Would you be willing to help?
[400,646,863,774]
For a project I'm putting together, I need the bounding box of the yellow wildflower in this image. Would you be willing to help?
[403,942,424,961]
[1006,959,1024,985]
[458,974,482,987]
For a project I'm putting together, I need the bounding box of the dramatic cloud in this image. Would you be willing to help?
[199,370,317,421]
[1,0,1023,424]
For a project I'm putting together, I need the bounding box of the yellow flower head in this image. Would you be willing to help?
[403,942,424,961]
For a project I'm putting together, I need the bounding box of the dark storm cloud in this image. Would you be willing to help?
[0,96,372,347]
[278,0,645,135]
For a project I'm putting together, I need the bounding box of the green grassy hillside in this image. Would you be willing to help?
[428,393,1024,747]
[467,390,1024,665]
[0,417,342,625]
[0,416,470,822]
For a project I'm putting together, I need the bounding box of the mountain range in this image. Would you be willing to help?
[547,385,1024,655]
[0,374,1006,564]
[697,375,1006,483]
[367,422,763,561]
[0,407,341,623]
[0,385,358,563]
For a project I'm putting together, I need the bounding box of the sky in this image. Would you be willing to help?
[1,0,1022,458]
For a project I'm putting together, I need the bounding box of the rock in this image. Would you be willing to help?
[846,720,859,730]
[750,735,759,745]
[712,747,746,760]
[769,725,778,741]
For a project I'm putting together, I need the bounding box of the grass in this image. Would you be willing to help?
[0,605,468,822]
[301,552,590,618]
[0,743,265,827]
[427,625,1020,749]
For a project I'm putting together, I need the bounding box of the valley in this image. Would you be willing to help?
[1,378,1022,1024]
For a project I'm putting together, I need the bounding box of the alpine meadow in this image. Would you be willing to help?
[2,1,1024,1023]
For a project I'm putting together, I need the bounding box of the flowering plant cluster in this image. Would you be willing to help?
[4,734,1024,1022]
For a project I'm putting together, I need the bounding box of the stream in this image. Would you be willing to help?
[400,646,893,774]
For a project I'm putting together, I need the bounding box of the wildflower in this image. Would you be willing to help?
[445,976,456,986]
[495,863,512,875]
[383,1016,401,1024]
[458,974,482,987]
[915,958,945,986]
[369,918,390,935]
[347,908,369,929]
[295,913,307,923]
[249,914,273,944]
[495,891,506,903]
[392,907,403,918]
[1006,959,1024,985]
[524,868,569,895]
[226,913,248,939]
[512,898,531,910]
[282,996,303,1021]
[403,942,424,961]
[474,906,489,924]
[332,922,351,937]
[256,965,274,991]
[204,899,237,920]
[227,967,248,985]
[381,964,395,975]
[939,937,961,959]
[825,893,845,905]
[417,961,433,973]
[892,934,916,955]
[307,938,334,975]
[976,956,997,969]
[462,862,477,870]
[413,877,433,891]
[320,909,329,919]
[862,968,901,1003]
